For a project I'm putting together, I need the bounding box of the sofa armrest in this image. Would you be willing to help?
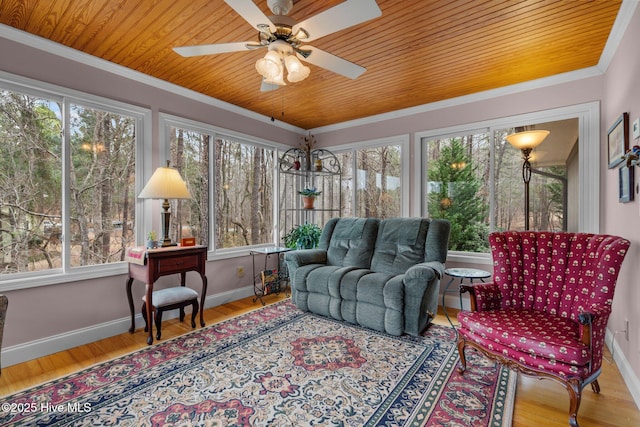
[405,261,443,284]
[284,249,327,270]
[403,262,444,335]
[461,282,502,312]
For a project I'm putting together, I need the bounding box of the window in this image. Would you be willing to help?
[0,78,148,284]
[214,136,275,249]
[420,103,598,256]
[0,89,62,273]
[69,103,138,267]
[335,137,409,219]
[162,115,277,253]
[424,132,491,252]
[166,125,210,247]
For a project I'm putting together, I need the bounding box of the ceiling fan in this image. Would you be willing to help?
[173,0,381,91]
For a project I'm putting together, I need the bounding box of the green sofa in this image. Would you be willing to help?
[284,217,450,336]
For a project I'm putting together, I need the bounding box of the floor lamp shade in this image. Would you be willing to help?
[138,163,191,246]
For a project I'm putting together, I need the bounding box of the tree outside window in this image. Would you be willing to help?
[426,136,489,252]
[0,87,139,276]
[215,138,274,249]
[425,127,568,253]
[337,144,403,220]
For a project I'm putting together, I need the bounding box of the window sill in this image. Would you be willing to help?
[0,263,129,292]
[446,250,492,266]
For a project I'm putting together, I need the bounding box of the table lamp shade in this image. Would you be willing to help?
[139,163,191,247]
[138,166,191,200]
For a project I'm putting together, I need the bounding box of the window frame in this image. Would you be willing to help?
[0,71,151,291]
[328,134,411,218]
[158,113,289,260]
[415,101,599,264]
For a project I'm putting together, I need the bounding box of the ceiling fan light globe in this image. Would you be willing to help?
[284,55,310,82]
[255,51,283,79]
[287,65,310,82]
[263,65,287,86]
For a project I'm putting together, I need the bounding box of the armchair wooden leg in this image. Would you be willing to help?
[590,379,600,393]
[456,337,468,373]
[566,378,583,427]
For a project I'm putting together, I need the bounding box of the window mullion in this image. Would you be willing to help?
[62,98,71,272]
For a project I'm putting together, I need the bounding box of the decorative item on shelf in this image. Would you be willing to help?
[301,133,315,170]
[181,237,196,247]
[314,158,323,171]
[283,222,322,249]
[293,157,301,170]
[298,187,321,209]
[138,160,192,247]
[623,145,640,167]
[146,230,158,249]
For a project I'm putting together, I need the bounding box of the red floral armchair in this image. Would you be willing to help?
[456,231,629,427]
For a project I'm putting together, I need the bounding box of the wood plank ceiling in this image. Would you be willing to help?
[0,0,622,130]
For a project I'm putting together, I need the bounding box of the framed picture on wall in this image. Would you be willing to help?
[619,164,634,203]
[608,112,629,169]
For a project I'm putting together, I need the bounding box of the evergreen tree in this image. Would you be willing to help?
[428,138,488,251]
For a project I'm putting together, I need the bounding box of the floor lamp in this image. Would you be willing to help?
[506,130,550,231]
[138,161,192,247]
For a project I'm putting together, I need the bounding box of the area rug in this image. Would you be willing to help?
[1,300,515,426]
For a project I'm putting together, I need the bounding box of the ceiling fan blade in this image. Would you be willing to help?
[173,42,251,57]
[293,0,381,42]
[300,46,366,79]
[225,0,276,32]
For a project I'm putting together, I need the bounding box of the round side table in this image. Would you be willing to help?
[442,268,491,330]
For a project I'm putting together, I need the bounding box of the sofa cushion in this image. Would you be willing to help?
[371,218,428,275]
[457,308,589,366]
[325,218,379,268]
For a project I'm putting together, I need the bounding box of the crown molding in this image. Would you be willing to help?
[310,0,637,134]
[0,24,305,134]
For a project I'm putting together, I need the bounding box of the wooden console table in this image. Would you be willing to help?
[126,245,208,345]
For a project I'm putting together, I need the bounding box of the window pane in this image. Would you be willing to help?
[69,104,136,266]
[169,127,209,246]
[425,134,490,252]
[354,145,402,218]
[338,151,353,217]
[494,128,566,231]
[215,138,274,249]
[0,90,62,274]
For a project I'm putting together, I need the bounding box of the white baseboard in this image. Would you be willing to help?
[606,328,640,410]
[2,286,254,368]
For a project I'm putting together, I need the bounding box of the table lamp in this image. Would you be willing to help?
[138,161,191,247]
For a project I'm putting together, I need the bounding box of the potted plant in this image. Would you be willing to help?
[284,223,322,249]
[146,230,158,249]
[298,187,322,209]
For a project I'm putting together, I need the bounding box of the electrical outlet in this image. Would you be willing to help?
[236,266,245,278]
[625,319,629,341]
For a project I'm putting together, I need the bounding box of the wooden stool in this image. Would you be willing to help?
[141,287,199,340]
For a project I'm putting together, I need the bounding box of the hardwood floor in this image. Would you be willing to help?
[1,295,639,426]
